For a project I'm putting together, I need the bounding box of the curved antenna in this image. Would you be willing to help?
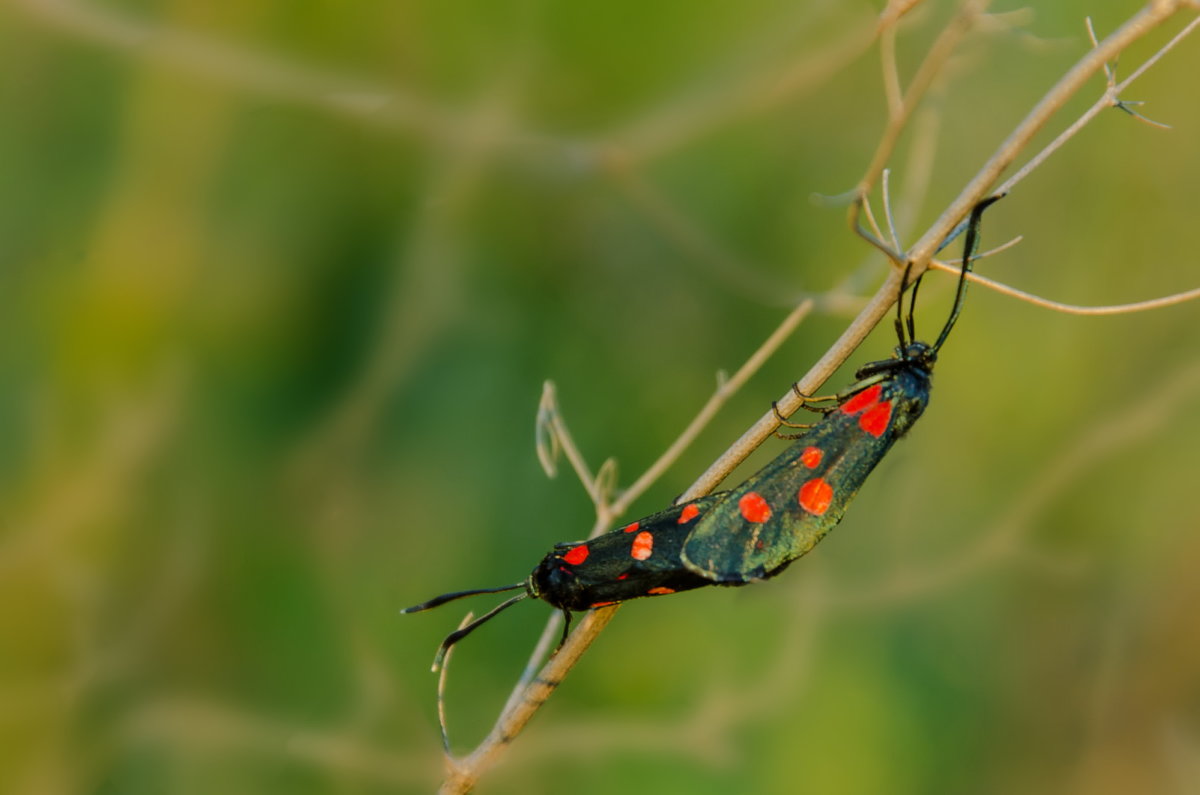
[907,270,924,345]
[401,582,526,614]
[931,194,1004,355]
[895,261,914,348]
[431,592,529,672]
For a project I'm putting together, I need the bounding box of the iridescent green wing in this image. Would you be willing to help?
[681,378,926,583]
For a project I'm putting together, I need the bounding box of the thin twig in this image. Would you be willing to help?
[858,195,889,251]
[880,23,904,118]
[491,361,1200,771]
[444,298,819,790]
[940,235,1025,264]
[683,266,906,501]
[535,383,602,506]
[919,3,1198,264]
[438,613,475,753]
[851,1,986,268]
[996,13,1200,197]
[927,260,1200,315]
[881,170,903,252]
[615,299,815,515]
[857,0,993,197]
[440,607,619,794]
[499,300,813,716]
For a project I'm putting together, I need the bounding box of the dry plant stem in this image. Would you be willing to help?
[928,260,1200,315]
[525,0,1200,741]
[497,300,813,714]
[879,23,904,118]
[860,0,992,199]
[881,171,902,251]
[437,3,1196,792]
[614,299,815,516]
[440,611,619,794]
[438,614,476,753]
[685,267,905,502]
[996,11,1200,197]
[537,384,603,508]
[489,303,819,739]
[533,296,811,533]
[945,236,1025,264]
[907,1,1196,272]
[486,572,828,766]
[493,361,1200,768]
[850,0,993,263]
[856,4,1199,298]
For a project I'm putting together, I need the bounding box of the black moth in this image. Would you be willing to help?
[405,197,1001,671]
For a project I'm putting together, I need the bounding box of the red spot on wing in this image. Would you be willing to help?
[631,531,654,560]
[739,492,772,523]
[647,586,675,595]
[622,521,640,533]
[841,383,883,415]
[798,478,834,515]
[677,503,701,524]
[590,601,617,608]
[859,400,893,438]
[616,573,629,580]
[562,545,589,565]
[801,446,823,469]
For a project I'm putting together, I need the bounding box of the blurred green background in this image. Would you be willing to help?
[3,1,1199,793]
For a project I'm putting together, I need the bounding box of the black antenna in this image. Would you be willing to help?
[931,194,1003,355]
[894,262,914,348]
[430,592,529,671]
[401,582,526,614]
[402,582,530,671]
[907,270,924,346]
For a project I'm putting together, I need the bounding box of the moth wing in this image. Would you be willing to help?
[681,411,891,583]
[544,492,730,610]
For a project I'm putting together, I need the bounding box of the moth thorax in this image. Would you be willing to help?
[528,554,581,610]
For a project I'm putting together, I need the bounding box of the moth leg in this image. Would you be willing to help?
[832,371,893,403]
[772,401,814,439]
[773,382,839,438]
[790,382,838,414]
[552,608,573,656]
[772,400,815,429]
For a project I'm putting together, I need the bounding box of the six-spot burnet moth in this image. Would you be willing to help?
[403,196,1002,671]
